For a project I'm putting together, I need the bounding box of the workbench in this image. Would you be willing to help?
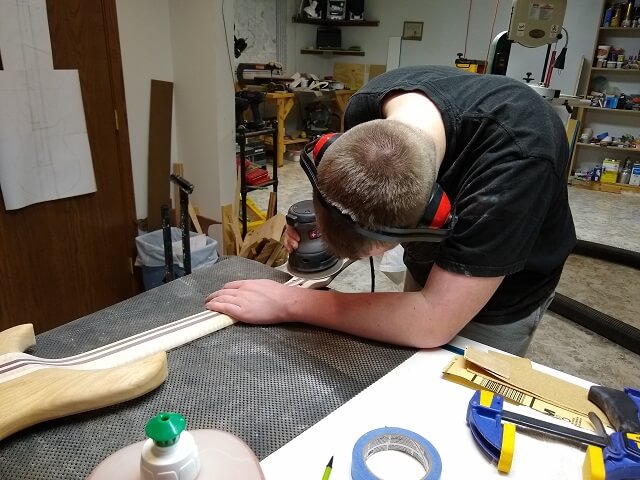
[265,90,355,167]
[0,256,604,479]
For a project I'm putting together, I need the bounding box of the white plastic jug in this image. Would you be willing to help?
[87,412,264,480]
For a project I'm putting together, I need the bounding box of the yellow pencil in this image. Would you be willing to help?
[321,456,333,480]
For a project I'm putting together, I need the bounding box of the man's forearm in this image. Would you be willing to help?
[284,288,457,348]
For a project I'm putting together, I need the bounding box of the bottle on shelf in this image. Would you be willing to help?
[610,3,622,27]
[618,158,632,184]
[621,0,634,27]
[603,5,614,26]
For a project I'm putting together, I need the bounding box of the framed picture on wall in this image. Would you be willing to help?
[402,21,423,41]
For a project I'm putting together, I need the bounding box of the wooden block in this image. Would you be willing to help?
[238,214,287,258]
[265,243,285,267]
[333,62,366,91]
[233,170,241,220]
[0,324,35,355]
[188,204,203,234]
[221,204,240,255]
[368,64,386,81]
[267,192,277,219]
[147,80,174,231]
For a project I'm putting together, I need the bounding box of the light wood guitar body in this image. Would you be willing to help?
[0,259,353,442]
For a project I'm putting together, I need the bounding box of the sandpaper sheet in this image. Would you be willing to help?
[443,347,611,431]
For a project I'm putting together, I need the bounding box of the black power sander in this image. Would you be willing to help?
[286,200,341,277]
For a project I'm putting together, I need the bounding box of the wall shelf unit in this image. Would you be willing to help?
[600,26,640,34]
[568,1,640,189]
[580,106,640,114]
[300,48,365,56]
[591,67,640,73]
[569,179,640,193]
[574,143,640,154]
[292,16,379,26]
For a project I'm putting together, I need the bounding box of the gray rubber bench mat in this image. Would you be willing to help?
[0,256,416,480]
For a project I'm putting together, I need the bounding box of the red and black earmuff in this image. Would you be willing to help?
[299,134,457,243]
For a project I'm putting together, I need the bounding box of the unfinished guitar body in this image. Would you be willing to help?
[0,259,354,442]
[0,309,237,442]
[0,351,168,441]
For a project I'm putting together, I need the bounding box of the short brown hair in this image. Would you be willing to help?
[314,119,438,258]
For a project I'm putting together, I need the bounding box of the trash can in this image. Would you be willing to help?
[135,227,218,290]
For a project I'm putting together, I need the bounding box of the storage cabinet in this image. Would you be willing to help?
[568,1,640,193]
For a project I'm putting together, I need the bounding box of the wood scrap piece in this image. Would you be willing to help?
[188,204,203,234]
[147,80,174,231]
[368,64,386,81]
[253,239,278,263]
[267,192,277,219]
[265,242,286,267]
[0,324,35,355]
[333,62,365,91]
[238,214,286,258]
[221,204,241,255]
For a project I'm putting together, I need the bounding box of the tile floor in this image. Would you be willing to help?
[249,156,640,390]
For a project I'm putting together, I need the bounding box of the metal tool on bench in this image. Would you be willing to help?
[236,62,285,88]
[467,387,640,479]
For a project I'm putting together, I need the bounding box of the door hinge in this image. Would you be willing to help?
[114,109,119,131]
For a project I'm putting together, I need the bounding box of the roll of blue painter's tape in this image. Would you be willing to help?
[351,427,442,480]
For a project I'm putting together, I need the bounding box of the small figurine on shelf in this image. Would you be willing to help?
[301,0,320,18]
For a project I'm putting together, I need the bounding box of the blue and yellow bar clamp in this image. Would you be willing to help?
[466,387,640,479]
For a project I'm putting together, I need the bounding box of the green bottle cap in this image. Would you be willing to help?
[145,412,186,447]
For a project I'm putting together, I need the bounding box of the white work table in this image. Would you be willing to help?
[261,337,598,480]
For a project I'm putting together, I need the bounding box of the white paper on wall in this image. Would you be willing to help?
[0,0,96,211]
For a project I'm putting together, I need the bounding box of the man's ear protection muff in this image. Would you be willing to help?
[300,134,457,243]
[312,132,341,166]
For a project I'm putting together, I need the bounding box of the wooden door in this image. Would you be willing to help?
[0,0,139,333]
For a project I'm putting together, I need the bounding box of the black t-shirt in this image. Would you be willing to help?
[344,66,576,324]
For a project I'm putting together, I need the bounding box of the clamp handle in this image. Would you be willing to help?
[589,386,640,434]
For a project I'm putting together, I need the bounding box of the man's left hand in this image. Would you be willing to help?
[204,279,292,324]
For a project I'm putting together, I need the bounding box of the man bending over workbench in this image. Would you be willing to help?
[205,65,576,356]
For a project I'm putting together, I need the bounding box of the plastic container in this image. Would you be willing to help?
[596,45,611,60]
[88,413,264,480]
[605,95,619,109]
[629,163,640,186]
[601,158,620,184]
[135,228,218,290]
